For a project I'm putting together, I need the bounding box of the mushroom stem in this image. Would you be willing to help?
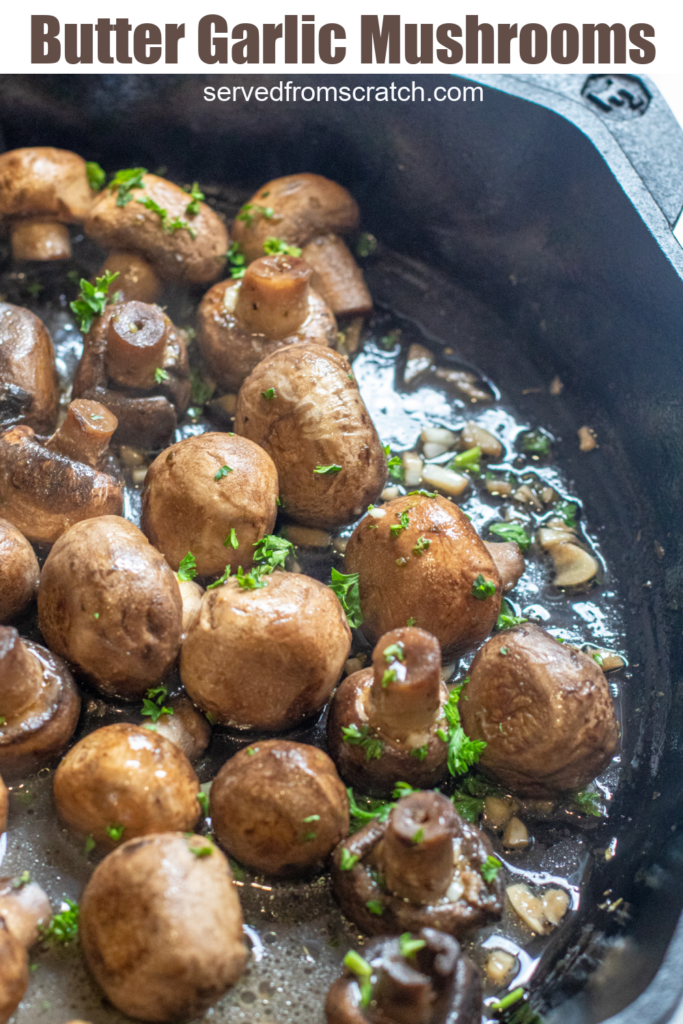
[105,302,169,388]
[372,958,434,1024]
[368,628,441,741]
[0,627,43,721]
[379,792,457,904]
[46,399,118,467]
[235,255,311,339]
[11,219,71,261]
[371,931,460,1024]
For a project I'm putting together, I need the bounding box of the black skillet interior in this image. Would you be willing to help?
[2,72,683,1024]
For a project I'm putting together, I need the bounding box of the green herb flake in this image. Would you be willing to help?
[86,161,106,191]
[225,241,246,279]
[197,791,210,815]
[205,711,218,726]
[41,899,79,945]
[472,574,497,600]
[343,949,374,1006]
[496,599,528,631]
[154,367,170,383]
[261,387,276,401]
[252,534,294,573]
[314,464,343,475]
[408,490,437,498]
[187,836,215,858]
[302,814,320,823]
[329,568,362,629]
[235,565,266,590]
[382,668,397,688]
[573,789,602,817]
[237,202,274,226]
[554,500,579,528]
[0,716,7,726]
[215,465,233,481]
[347,788,394,833]
[500,646,509,656]
[136,195,196,238]
[247,746,257,756]
[491,986,525,1012]
[592,651,605,666]
[106,823,125,843]
[383,445,405,482]
[206,565,231,590]
[399,933,426,958]
[452,445,481,476]
[263,236,302,257]
[12,870,31,889]
[379,331,400,351]
[384,643,404,664]
[366,899,384,916]
[342,723,384,762]
[489,522,532,552]
[442,684,487,776]
[177,551,197,583]
[390,509,410,537]
[406,616,417,627]
[410,745,429,761]
[412,828,424,844]
[521,430,551,456]
[185,182,205,215]
[109,166,147,206]
[356,233,377,258]
[141,685,174,724]
[70,270,120,334]
[413,535,431,556]
[480,854,502,883]
[340,848,359,871]
[223,528,239,550]
[189,367,215,406]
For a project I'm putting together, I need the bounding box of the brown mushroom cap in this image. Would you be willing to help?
[232,173,359,264]
[0,303,58,433]
[300,234,373,319]
[483,541,525,593]
[327,628,449,797]
[0,925,27,1024]
[181,570,351,731]
[146,696,211,763]
[0,775,7,834]
[460,623,619,797]
[54,723,200,848]
[0,876,52,949]
[0,148,92,223]
[0,628,81,778]
[235,344,386,529]
[197,255,337,393]
[141,431,279,576]
[210,740,349,876]
[97,251,162,304]
[0,518,39,623]
[80,832,247,1022]
[0,422,123,545]
[345,494,502,658]
[84,173,228,284]
[331,792,504,938]
[38,516,182,700]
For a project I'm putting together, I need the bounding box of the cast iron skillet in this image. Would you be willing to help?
[1,72,683,1024]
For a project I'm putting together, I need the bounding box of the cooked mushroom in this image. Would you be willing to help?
[235,344,386,529]
[72,301,191,449]
[0,303,58,433]
[0,401,123,545]
[460,623,619,796]
[38,516,182,699]
[145,697,211,763]
[345,493,502,657]
[0,925,28,1024]
[332,791,504,937]
[85,172,228,284]
[0,774,7,834]
[483,541,525,593]
[327,628,449,797]
[0,874,52,949]
[80,832,247,1022]
[0,148,92,261]
[326,928,481,1024]
[300,234,373,318]
[141,432,279,575]
[210,740,349,876]
[181,570,351,731]
[197,253,337,392]
[0,626,80,777]
[177,579,204,638]
[54,723,200,848]
[96,251,162,304]
[0,518,39,623]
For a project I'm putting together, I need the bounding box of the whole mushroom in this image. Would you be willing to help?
[145,696,212,763]
[326,929,482,1024]
[0,400,123,545]
[210,740,349,876]
[0,774,7,833]
[460,623,619,797]
[345,493,502,657]
[0,925,27,1024]
[72,300,190,449]
[0,303,58,433]
[181,570,351,731]
[141,432,279,576]
[332,791,504,938]
[80,832,247,1022]
[85,171,228,285]
[38,516,182,699]
[54,723,201,849]
[95,250,162,305]
[483,541,525,593]
[0,147,92,261]
[0,518,39,623]
[0,626,80,777]
[235,344,386,529]
[0,871,53,1024]
[197,253,337,392]
[327,628,449,797]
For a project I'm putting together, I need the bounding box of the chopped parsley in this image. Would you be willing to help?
[379,331,400,350]
[40,900,79,945]
[237,202,274,225]
[301,832,318,843]
[399,933,426,958]
[207,565,231,590]
[341,723,384,762]
[521,430,551,456]
[451,445,482,475]
[496,599,528,631]
[12,871,31,889]
[70,270,120,333]
[412,828,424,844]
[190,368,215,406]
[185,182,204,215]
[0,716,5,726]
[261,388,276,401]
[390,509,410,537]
[489,522,531,552]
[187,836,215,857]
[408,490,437,498]
[382,668,397,687]
[106,824,125,843]
[177,551,197,582]
[302,814,320,823]
[329,568,362,628]
[356,233,377,258]
[554,499,579,528]
[136,196,197,238]
[225,241,246,279]
[451,774,501,822]
[154,367,170,383]
[480,855,502,883]
[263,236,302,257]
[411,745,429,761]
[343,950,373,1007]
[406,616,417,627]
[366,899,384,916]
[314,464,343,475]
[592,651,605,667]
[224,528,239,550]
[573,789,602,817]
[472,574,497,600]
[235,565,266,590]
[253,534,294,573]
[109,166,147,206]
[141,685,173,723]
[413,535,431,556]
[215,465,232,481]
[84,835,96,854]
[383,445,405,482]
[86,161,106,191]
[384,643,404,663]
[500,647,509,656]
[347,788,394,833]
[197,790,210,815]
[442,684,486,776]
[340,848,359,871]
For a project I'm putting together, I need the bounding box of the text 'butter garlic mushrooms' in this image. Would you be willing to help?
[0,400,123,546]
[38,516,182,699]
[181,570,351,731]
[210,740,349,876]
[85,171,228,285]
[0,626,80,777]
[80,832,247,1022]
[0,873,53,1024]
[54,723,200,849]
[326,929,482,1024]
[141,431,279,576]
[73,300,190,450]
[327,627,450,797]
[0,518,39,624]
[0,147,92,261]
[345,493,502,657]
[197,252,337,392]
[0,303,58,434]
[332,791,504,938]
[460,623,619,797]
[235,344,386,529]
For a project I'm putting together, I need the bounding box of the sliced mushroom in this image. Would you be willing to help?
[327,628,449,797]
[0,627,80,777]
[0,148,92,261]
[300,234,373,318]
[0,303,58,433]
[0,518,39,624]
[197,254,337,392]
